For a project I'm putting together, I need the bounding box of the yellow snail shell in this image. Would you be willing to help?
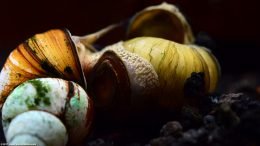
[0,29,86,107]
[87,37,220,111]
[127,2,195,44]
[123,37,221,108]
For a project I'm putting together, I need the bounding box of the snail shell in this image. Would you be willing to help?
[0,29,86,107]
[87,42,159,119]
[2,78,93,145]
[87,37,220,111]
[6,111,68,146]
[127,2,194,44]
[123,37,220,108]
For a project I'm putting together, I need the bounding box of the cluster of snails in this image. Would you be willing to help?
[0,2,220,146]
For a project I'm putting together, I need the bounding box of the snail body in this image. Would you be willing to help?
[2,78,93,145]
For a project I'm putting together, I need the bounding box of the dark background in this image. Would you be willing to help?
[0,0,259,74]
[0,0,259,144]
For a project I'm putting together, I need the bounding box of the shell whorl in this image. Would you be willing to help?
[2,78,93,145]
[87,42,159,110]
[123,37,220,108]
[6,111,68,146]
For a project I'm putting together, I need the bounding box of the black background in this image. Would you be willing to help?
[0,0,259,74]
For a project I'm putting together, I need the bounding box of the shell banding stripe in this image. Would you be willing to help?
[17,44,46,75]
[0,51,42,106]
[24,29,80,79]
[67,81,75,99]
[124,37,211,93]
[123,37,220,108]
[0,29,86,108]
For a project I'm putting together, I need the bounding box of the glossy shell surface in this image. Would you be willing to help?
[0,29,85,107]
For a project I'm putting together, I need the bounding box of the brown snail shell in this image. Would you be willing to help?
[87,42,159,119]
[127,2,195,44]
[0,25,118,108]
[0,29,86,107]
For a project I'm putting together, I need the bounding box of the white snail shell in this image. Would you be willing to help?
[6,111,68,146]
[2,78,93,145]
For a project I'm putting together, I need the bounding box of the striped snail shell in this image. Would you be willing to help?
[73,2,197,78]
[0,24,119,107]
[2,78,93,146]
[72,3,197,80]
[0,26,117,144]
[87,37,220,111]
[127,2,195,44]
[123,37,220,108]
[0,29,86,107]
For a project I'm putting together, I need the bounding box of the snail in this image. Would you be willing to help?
[2,78,93,146]
[0,28,100,145]
[0,24,118,107]
[69,2,197,80]
[123,37,220,108]
[126,2,194,44]
[0,2,220,143]
[86,37,220,112]
[0,29,85,107]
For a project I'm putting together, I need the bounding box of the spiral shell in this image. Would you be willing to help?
[0,29,86,107]
[127,2,194,44]
[123,37,220,108]
[2,78,93,145]
[86,43,159,123]
[6,111,68,146]
[85,37,220,112]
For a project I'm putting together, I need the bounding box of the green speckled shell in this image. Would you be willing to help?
[2,78,93,145]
